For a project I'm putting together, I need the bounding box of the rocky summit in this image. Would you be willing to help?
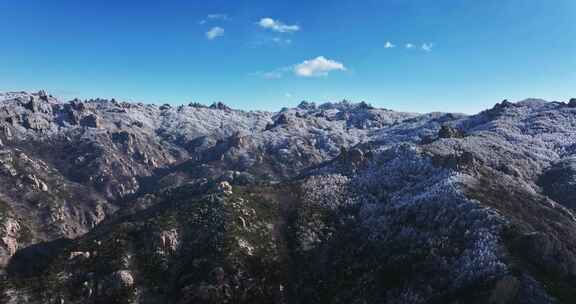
[1,91,576,303]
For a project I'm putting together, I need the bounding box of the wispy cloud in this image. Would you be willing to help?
[258,18,300,33]
[393,42,434,52]
[294,56,346,77]
[262,71,284,80]
[206,27,224,40]
[199,14,228,24]
[208,14,228,20]
[247,36,293,49]
[251,66,291,79]
[272,37,292,45]
[421,43,433,52]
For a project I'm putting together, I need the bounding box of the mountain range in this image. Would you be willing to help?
[2,91,576,303]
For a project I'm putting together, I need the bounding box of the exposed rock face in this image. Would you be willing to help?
[0,216,21,268]
[438,124,464,138]
[157,229,179,254]
[68,251,90,261]
[2,92,576,303]
[22,174,48,191]
[22,113,51,131]
[269,113,292,128]
[110,270,135,290]
[337,147,367,168]
[217,181,233,194]
[79,114,100,128]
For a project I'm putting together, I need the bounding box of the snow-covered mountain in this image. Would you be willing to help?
[1,91,576,303]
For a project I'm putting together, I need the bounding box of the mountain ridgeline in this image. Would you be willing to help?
[1,91,576,303]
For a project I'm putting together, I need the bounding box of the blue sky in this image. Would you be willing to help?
[0,0,574,113]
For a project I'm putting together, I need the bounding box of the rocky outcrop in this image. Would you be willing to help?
[438,125,464,138]
[109,270,135,290]
[0,216,21,268]
[217,181,233,194]
[297,101,316,110]
[21,114,51,131]
[337,147,367,167]
[267,113,292,129]
[79,114,100,128]
[22,174,48,192]
[209,102,232,111]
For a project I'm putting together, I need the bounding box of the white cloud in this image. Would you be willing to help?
[253,56,346,80]
[384,41,396,49]
[422,43,433,52]
[259,18,300,33]
[405,43,414,49]
[206,27,224,40]
[294,56,346,77]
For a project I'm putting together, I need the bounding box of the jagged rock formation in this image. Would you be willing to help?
[1,91,576,303]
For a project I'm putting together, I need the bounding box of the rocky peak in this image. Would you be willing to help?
[497,99,514,108]
[488,99,518,113]
[188,102,207,108]
[297,101,317,110]
[37,90,49,101]
[357,101,374,110]
[478,99,520,120]
[209,102,231,111]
